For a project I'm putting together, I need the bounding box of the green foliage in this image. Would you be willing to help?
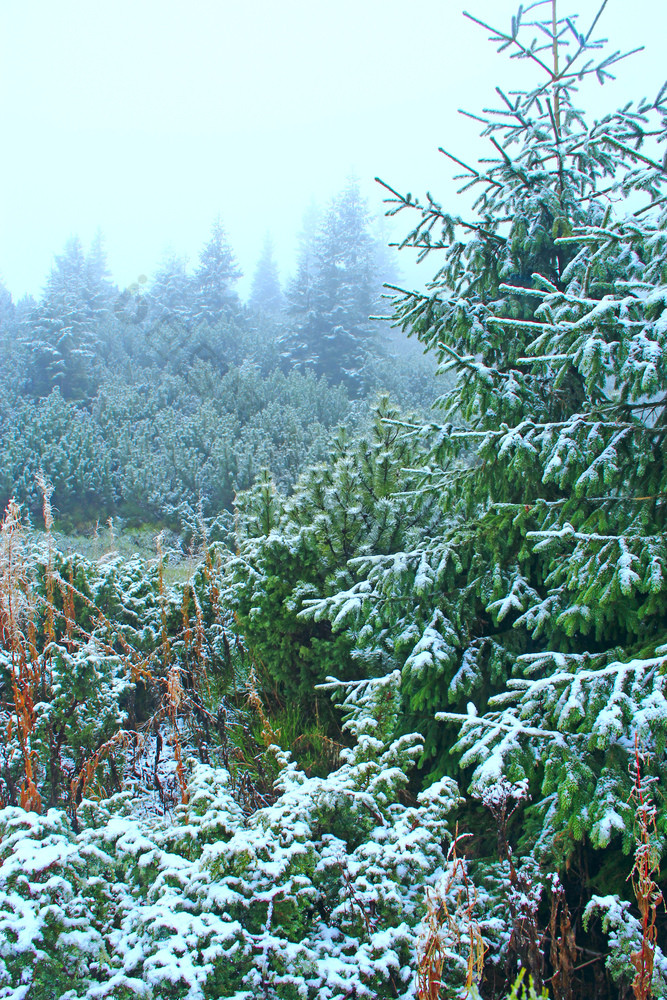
[225,396,441,715]
[0,363,359,528]
[251,703,342,777]
[505,970,549,1000]
[0,388,117,524]
[583,895,667,998]
[0,807,112,997]
[0,186,436,539]
[233,6,667,994]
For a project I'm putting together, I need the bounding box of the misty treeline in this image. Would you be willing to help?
[0,179,437,531]
[1,3,667,1000]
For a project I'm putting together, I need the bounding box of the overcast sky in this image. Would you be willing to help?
[0,0,665,301]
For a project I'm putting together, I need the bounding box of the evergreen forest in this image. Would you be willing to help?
[0,4,666,999]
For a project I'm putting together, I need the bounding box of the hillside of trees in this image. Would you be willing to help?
[0,179,438,535]
[0,4,666,1000]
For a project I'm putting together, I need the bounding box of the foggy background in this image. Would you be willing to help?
[1,0,665,300]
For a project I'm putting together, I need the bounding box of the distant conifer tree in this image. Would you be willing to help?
[23,235,115,399]
[249,233,283,314]
[281,182,385,395]
[192,217,242,325]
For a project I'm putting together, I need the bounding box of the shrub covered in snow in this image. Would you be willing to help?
[0,733,461,1000]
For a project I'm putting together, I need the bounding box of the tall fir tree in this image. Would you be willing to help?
[0,280,14,331]
[83,230,115,319]
[282,203,321,370]
[192,217,242,326]
[148,252,193,330]
[249,233,283,314]
[282,181,385,395]
[23,236,115,400]
[140,252,195,371]
[83,230,118,365]
[0,280,23,403]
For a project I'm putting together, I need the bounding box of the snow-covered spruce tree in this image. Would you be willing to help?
[148,253,193,329]
[23,235,116,400]
[281,181,386,396]
[0,281,25,402]
[143,252,195,369]
[301,3,667,991]
[249,232,284,315]
[192,217,242,326]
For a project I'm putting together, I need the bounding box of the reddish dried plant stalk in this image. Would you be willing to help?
[0,501,41,812]
[416,832,486,1000]
[629,736,663,1000]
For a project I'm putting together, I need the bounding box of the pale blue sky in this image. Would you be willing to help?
[0,0,665,300]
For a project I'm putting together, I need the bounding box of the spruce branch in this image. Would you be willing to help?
[600,136,667,174]
[438,146,504,190]
[462,10,555,79]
